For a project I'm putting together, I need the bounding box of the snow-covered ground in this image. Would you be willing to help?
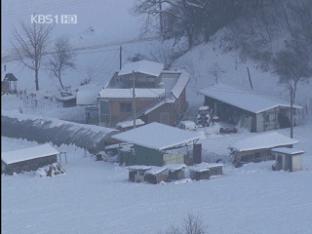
[2,124,312,234]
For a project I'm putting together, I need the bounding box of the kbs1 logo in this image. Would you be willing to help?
[31,14,77,24]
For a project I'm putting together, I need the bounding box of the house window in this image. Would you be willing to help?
[120,103,132,112]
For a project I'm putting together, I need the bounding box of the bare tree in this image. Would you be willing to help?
[164,214,206,234]
[273,40,312,138]
[48,38,75,90]
[13,23,52,91]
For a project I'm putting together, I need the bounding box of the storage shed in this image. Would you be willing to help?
[144,167,169,184]
[189,163,211,181]
[272,147,304,172]
[113,122,201,166]
[230,132,298,167]
[2,144,59,175]
[127,165,152,182]
[166,164,186,181]
[199,84,302,132]
[2,73,18,94]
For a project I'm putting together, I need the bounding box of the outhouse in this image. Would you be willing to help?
[271,147,304,172]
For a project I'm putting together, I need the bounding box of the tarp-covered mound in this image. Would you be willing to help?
[2,111,118,153]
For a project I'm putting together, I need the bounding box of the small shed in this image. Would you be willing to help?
[2,144,59,175]
[207,163,224,176]
[230,132,298,167]
[166,164,186,181]
[271,147,304,172]
[127,165,152,182]
[189,163,211,181]
[144,166,169,184]
[2,73,18,94]
[113,122,201,166]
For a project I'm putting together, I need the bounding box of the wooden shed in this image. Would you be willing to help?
[2,73,18,94]
[271,147,304,172]
[189,163,211,181]
[2,144,59,175]
[230,132,298,167]
[166,164,186,181]
[144,167,169,184]
[127,165,152,182]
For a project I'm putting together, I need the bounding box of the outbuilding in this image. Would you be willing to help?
[127,165,152,182]
[271,147,304,172]
[2,73,18,94]
[113,122,201,166]
[230,132,298,167]
[2,144,59,175]
[189,163,211,181]
[144,166,169,184]
[199,84,302,132]
[166,164,186,181]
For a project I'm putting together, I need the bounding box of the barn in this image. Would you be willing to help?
[199,84,302,132]
[2,144,59,175]
[230,132,298,167]
[113,122,201,166]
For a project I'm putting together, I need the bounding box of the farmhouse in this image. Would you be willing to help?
[230,132,298,167]
[98,60,189,127]
[199,84,302,132]
[2,144,59,175]
[272,147,304,172]
[113,122,201,166]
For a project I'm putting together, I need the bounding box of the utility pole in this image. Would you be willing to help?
[246,67,254,90]
[119,46,122,70]
[132,71,136,128]
[158,0,163,39]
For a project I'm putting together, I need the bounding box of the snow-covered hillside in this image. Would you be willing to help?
[173,32,312,108]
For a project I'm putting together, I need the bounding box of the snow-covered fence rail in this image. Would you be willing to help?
[2,112,118,153]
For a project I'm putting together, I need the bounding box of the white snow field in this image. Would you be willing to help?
[2,124,312,234]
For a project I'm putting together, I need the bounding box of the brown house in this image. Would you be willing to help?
[98,60,189,127]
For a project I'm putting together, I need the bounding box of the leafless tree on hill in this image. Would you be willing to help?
[13,23,53,91]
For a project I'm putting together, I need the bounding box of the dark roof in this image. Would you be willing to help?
[4,73,18,81]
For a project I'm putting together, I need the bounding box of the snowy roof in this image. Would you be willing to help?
[2,144,59,165]
[113,122,200,150]
[271,147,304,155]
[171,71,189,99]
[76,84,102,105]
[119,60,164,77]
[189,162,210,173]
[199,84,302,113]
[231,132,298,152]
[145,166,168,175]
[127,165,152,171]
[116,119,145,129]
[165,164,186,172]
[99,88,165,98]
